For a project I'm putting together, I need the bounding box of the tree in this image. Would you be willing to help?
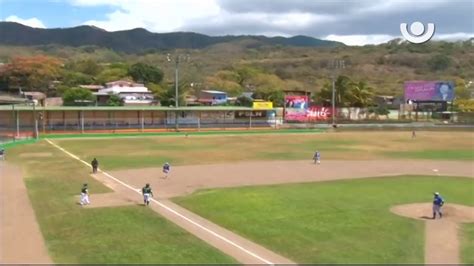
[236,95,253,107]
[317,75,352,107]
[454,99,474,112]
[128,63,164,84]
[60,70,95,87]
[1,55,62,92]
[427,54,452,71]
[205,76,243,96]
[106,94,123,106]
[96,67,129,84]
[347,81,374,107]
[62,87,96,106]
[454,79,471,100]
[65,59,102,76]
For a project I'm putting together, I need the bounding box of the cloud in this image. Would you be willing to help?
[68,0,473,45]
[4,15,46,28]
[325,34,395,46]
[73,0,221,32]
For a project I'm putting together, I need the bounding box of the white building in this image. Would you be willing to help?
[95,80,155,105]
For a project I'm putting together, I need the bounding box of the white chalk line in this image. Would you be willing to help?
[45,139,274,265]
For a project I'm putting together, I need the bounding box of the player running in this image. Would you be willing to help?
[80,183,90,206]
[313,151,321,164]
[142,183,154,206]
[163,162,171,178]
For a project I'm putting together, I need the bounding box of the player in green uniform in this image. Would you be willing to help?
[142,183,154,206]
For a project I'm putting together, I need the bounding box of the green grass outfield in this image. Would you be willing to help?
[462,223,474,264]
[7,141,235,264]
[174,176,474,264]
[51,131,474,170]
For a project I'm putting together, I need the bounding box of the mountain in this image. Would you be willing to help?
[0,22,343,53]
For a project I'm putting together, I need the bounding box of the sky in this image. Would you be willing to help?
[0,0,472,46]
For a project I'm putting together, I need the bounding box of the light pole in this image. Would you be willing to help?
[167,53,191,108]
[331,59,345,127]
[167,53,190,130]
[31,100,39,140]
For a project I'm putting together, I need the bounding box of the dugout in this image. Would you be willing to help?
[0,105,277,137]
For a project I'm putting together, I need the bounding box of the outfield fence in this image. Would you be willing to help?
[0,104,472,143]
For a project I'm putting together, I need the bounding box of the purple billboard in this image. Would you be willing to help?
[404,81,455,102]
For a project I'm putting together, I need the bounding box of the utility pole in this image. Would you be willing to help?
[331,59,345,127]
[32,101,39,140]
[167,53,190,131]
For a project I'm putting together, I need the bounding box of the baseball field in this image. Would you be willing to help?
[1,130,473,264]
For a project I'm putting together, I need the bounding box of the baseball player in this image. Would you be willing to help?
[163,162,171,178]
[313,151,321,164]
[80,183,90,206]
[412,130,416,139]
[91,158,99,174]
[432,192,445,219]
[142,183,154,206]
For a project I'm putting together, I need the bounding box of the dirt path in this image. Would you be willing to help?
[391,203,474,264]
[0,162,52,264]
[110,159,474,198]
[74,192,136,208]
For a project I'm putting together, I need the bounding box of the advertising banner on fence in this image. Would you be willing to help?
[284,95,308,121]
[235,110,267,118]
[307,106,331,121]
[404,81,455,101]
[252,101,273,109]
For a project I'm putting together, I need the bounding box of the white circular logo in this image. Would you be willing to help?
[400,21,435,44]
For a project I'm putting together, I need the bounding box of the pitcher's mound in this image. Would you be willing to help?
[75,193,136,208]
[391,203,474,222]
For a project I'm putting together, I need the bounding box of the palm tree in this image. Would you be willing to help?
[347,81,374,119]
[316,75,352,107]
[348,81,374,108]
[335,75,352,107]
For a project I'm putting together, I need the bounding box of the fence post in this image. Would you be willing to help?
[16,109,20,139]
[11,105,15,142]
[140,110,144,132]
[80,110,84,133]
[274,111,277,129]
[223,111,226,130]
[249,112,252,129]
[198,117,201,131]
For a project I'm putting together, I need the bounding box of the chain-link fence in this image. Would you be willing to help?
[0,104,35,145]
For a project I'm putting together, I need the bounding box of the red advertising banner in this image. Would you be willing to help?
[285,95,308,121]
[285,105,331,122]
[307,106,331,121]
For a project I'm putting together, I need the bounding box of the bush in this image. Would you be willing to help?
[62,87,96,106]
[106,94,123,106]
[236,95,253,107]
[427,54,452,71]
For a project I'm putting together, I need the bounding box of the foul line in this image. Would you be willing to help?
[45,139,274,265]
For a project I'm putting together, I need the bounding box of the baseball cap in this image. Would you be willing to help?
[434,192,439,195]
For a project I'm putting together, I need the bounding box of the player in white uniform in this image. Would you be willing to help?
[313,151,321,164]
[80,183,90,206]
[163,162,171,179]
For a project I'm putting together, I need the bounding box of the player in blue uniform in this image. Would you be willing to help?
[163,162,171,178]
[432,192,445,219]
[313,151,321,164]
